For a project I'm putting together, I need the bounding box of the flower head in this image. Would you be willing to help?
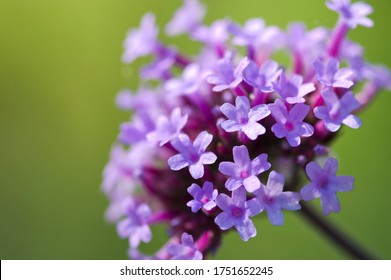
[300,158,354,215]
[103,0,389,260]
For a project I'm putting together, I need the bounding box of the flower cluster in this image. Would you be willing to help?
[103,0,390,259]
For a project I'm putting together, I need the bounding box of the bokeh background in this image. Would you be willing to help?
[1,0,390,259]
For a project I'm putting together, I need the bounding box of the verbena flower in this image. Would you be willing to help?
[219,145,270,192]
[300,158,354,215]
[252,171,301,226]
[103,0,389,259]
[187,181,218,213]
[220,96,270,140]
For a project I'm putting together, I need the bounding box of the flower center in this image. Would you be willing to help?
[239,116,249,125]
[231,206,244,218]
[240,169,249,179]
[189,153,200,163]
[284,121,294,132]
[201,195,210,204]
[318,176,329,189]
[263,195,274,205]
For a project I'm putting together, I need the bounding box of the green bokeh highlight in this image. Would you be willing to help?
[0,0,390,259]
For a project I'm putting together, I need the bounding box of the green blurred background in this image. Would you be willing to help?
[0,0,390,259]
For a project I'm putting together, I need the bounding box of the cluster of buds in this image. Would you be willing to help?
[103,0,391,259]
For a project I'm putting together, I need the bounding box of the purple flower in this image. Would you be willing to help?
[165,0,206,36]
[119,112,156,144]
[214,188,259,241]
[363,64,391,90]
[314,88,362,132]
[165,63,208,96]
[187,181,218,213]
[168,131,217,179]
[313,58,354,88]
[326,0,373,29]
[252,171,301,226]
[141,55,175,81]
[147,108,188,146]
[220,96,270,140]
[207,53,250,92]
[117,200,152,248]
[272,72,315,104]
[122,13,159,63]
[219,145,271,192]
[300,158,354,215]
[243,60,282,92]
[269,99,314,147]
[191,19,229,48]
[229,18,280,48]
[167,233,203,260]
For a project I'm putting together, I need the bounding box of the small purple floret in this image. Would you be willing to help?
[219,145,271,192]
[187,181,218,213]
[273,72,315,104]
[165,0,206,36]
[167,233,203,260]
[117,200,152,248]
[207,53,250,92]
[243,60,282,92]
[214,188,259,241]
[326,0,374,29]
[300,158,354,215]
[168,131,217,179]
[252,171,301,226]
[220,96,270,140]
[269,99,314,147]
[122,13,159,63]
[313,57,354,88]
[147,108,188,146]
[314,88,362,132]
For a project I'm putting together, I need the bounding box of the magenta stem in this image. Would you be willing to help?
[328,22,349,57]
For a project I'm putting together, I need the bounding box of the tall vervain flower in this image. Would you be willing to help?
[103,0,389,259]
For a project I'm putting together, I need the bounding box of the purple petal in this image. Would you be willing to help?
[168,154,188,170]
[300,183,321,200]
[235,219,256,241]
[267,171,285,196]
[243,175,261,192]
[215,212,235,230]
[320,191,341,215]
[193,131,213,152]
[266,205,284,226]
[232,145,251,167]
[189,162,204,179]
[219,161,237,177]
[277,192,301,211]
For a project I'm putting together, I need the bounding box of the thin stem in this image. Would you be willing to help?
[300,203,377,260]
